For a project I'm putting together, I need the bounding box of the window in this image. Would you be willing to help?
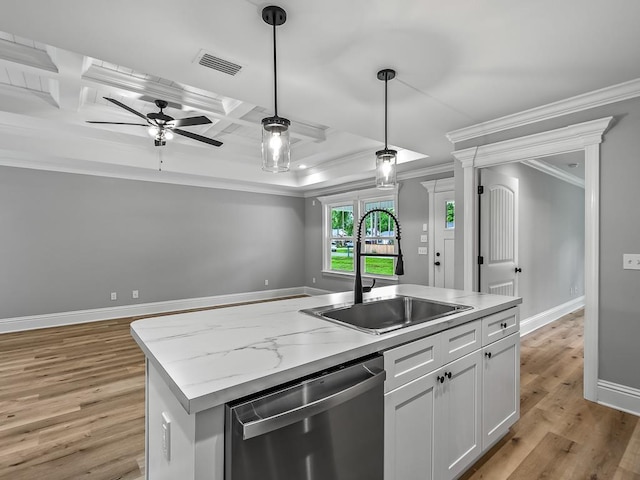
[446,200,455,229]
[319,187,399,278]
[329,204,354,272]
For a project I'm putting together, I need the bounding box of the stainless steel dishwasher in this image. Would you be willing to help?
[225,354,385,480]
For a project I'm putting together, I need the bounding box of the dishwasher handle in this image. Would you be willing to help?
[240,369,385,440]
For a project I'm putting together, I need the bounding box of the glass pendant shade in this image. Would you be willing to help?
[261,116,291,172]
[375,68,397,189]
[375,148,397,189]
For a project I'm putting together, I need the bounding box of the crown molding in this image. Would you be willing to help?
[446,77,640,144]
[452,117,613,168]
[522,159,585,189]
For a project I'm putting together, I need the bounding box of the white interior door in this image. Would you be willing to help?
[434,191,455,288]
[479,169,519,296]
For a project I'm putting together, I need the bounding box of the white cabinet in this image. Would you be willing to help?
[384,309,519,480]
[384,369,438,480]
[434,350,482,480]
[384,349,482,480]
[482,333,520,449]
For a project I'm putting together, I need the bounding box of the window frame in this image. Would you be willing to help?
[318,186,400,280]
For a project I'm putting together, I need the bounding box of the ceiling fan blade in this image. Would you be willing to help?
[103,97,148,121]
[170,116,212,128]
[86,121,148,126]
[173,128,223,147]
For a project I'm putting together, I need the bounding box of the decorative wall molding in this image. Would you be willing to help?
[453,117,613,169]
[453,116,613,402]
[597,380,640,417]
[0,286,328,334]
[521,159,585,189]
[446,77,640,144]
[519,296,585,337]
[304,162,453,198]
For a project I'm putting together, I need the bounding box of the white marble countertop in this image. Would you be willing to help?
[130,284,521,414]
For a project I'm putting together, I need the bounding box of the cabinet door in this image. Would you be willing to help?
[384,372,438,480]
[482,333,520,449]
[434,350,482,480]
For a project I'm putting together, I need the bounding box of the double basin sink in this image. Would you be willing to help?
[301,295,472,335]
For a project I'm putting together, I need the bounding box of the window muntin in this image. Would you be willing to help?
[362,200,396,276]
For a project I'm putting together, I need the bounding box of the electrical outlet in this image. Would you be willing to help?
[161,412,171,461]
[623,254,640,270]
[264,279,269,286]
[312,277,316,284]
[420,235,428,243]
[132,290,139,299]
[110,292,117,301]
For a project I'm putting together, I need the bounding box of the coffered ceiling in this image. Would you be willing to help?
[0,1,639,195]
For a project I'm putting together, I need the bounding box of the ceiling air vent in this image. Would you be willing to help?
[198,52,242,76]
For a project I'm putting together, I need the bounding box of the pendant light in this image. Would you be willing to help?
[261,5,291,173]
[375,68,397,189]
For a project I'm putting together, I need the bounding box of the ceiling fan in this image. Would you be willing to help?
[87,97,223,147]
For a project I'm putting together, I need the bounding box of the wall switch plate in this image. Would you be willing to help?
[422,223,428,232]
[110,292,117,301]
[420,235,428,243]
[161,412,171,461]
[418,247,428,255]
[623,253,640,270]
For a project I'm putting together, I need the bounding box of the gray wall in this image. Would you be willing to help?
[0,166,305,318]
[453,96,640,390]
[305,175,449,293]
[482,162,585,321]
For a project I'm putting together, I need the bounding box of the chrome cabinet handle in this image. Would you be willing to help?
[240,369,386,440]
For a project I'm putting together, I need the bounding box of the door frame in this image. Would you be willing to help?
[452,116,613,402]
[421,177,455,287]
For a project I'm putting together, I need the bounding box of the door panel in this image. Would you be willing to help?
[435,191,455,288]
[480,170,519,296]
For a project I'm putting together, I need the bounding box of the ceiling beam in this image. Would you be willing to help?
[46,47,89,112]
[0,38,57,75]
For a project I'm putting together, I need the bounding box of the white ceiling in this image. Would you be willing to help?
[0,0,639,194]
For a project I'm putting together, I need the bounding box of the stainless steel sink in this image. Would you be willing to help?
[301,295,472,335]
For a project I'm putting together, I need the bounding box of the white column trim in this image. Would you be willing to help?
[583,143,601,401]
[452,116,613,402]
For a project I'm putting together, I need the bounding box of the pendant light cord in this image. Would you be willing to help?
[384,75,388,150]
[272,21,278,117]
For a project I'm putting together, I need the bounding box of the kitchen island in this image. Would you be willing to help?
[131,284,521,480]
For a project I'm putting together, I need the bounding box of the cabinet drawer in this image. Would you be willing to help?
[481,308,519,346]
[440,319,481,365]
[384,333,442,393]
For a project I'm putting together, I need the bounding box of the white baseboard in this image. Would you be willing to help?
[597,380,640,417]
[0,286,330,333]
[520,296,585,337]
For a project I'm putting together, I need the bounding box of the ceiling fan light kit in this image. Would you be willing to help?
[261,5,291,173]
[375,68,398,190]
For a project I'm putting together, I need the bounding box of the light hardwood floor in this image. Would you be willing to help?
[1,306,639,479]
[462,309,640,480]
